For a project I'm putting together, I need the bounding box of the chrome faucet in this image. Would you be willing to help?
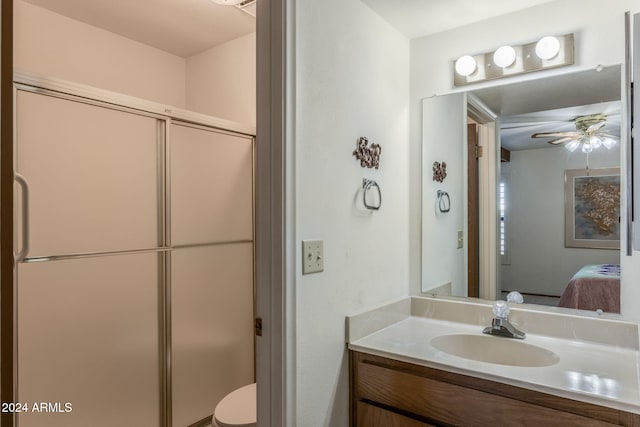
[482,300,526,340]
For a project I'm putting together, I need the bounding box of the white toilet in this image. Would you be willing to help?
[213,383,256,427]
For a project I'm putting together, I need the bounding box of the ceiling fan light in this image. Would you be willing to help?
[535,36,560,60]
[581,142,593,154]
[565,139,580,152]
[493,46,516,68]
[602,137,617,149]
[590,135,602,149]
[455,55,477,76]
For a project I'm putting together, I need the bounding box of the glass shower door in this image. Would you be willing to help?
[16,254,161,427]
[15,89,161,258]
[14,88,165,426]
[170,122,254,426]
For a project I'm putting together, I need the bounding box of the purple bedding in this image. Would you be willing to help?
[558,264,620,313]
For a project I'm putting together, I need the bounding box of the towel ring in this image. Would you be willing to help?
[363,178,381,210]
[437,190,450,213]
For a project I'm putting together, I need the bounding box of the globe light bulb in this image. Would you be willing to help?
[493,46,516,68]
[455,55,477,76]
[565,139,580,152]
[590,135,602,149]
[581,141,593,154]
[535,36,560,60]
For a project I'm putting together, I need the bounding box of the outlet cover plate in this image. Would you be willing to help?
[302,239,324,274]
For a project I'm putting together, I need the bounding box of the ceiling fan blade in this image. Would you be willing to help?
[501,120,569,129]
[586,122,606,133]
[598,133,619,139]
[531,131,580,139]
[547,137,576,145]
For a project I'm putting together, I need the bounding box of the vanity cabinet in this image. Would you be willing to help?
[350,351,640,426]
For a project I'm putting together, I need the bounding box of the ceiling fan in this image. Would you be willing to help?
[531,114,618,153]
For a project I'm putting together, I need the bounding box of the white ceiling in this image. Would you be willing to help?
[499,102,621,151]
[469,66,622,151]
[25,0,621,152]
[22,0,557,60]
[23,0,256,58]
[361,0,558,39]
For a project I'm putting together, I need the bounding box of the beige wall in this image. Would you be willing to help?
[294,0,410,424]
[14,0,187,108]
[186,33,256,127]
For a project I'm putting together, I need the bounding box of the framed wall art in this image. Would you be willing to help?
[565,168,620,249]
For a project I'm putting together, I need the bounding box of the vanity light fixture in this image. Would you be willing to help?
[453,34,574,86]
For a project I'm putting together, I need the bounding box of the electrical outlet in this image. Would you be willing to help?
[457,230,464,249]
[302,239,324,274]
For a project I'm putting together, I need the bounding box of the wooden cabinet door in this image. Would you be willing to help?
[357,401,431,427]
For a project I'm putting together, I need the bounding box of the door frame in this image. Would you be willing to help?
[467,95,499,301]
[1,1,15,426]
[467,122,479,298]
[255,0,291,425]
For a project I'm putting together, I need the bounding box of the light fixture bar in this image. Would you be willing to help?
[453,34,574,87]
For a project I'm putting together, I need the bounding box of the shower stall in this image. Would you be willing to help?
[13,75,255,427]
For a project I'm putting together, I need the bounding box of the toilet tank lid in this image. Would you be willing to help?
[214,383,256,426]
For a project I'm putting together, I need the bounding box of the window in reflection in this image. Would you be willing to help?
[500,173,510,265]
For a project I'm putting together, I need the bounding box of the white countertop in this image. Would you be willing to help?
[347,297,640,414]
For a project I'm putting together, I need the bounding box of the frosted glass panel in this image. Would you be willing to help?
[17,254,160,427]
[172,243,254,427]
[171,124,253,245]
[15,90,160,257]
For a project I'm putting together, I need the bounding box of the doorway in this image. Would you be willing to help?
[467,96,499,301]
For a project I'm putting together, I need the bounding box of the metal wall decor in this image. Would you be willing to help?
[432,161,447,183]
[353,137,381,169]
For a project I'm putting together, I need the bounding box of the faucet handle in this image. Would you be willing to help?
[507,291,524,304]
[492,300,510,319]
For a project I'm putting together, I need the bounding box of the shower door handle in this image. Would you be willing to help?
[14,173,30,262]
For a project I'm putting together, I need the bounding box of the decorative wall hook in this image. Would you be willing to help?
[433,161,447,183]
[353,137,381,169]
[362,178,381,210]
[437,190,450,213]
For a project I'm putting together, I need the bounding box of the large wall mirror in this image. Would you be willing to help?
[422,65,624,313]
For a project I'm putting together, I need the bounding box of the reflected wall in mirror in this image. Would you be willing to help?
[422,65,623,313]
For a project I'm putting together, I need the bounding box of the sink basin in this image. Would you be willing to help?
[430,334,559,367]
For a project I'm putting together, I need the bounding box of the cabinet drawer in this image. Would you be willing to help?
[356,401,432,427]
[355,359,618,426]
